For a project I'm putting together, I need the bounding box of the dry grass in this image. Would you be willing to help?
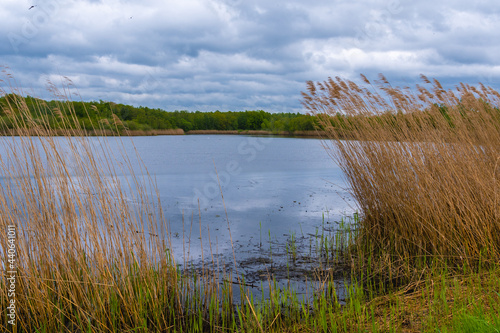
[301,74,500,332]
[186,129,327,137]
[187,129,274,135]
[0,74,229,332]
[303,74,500,268]
[124,128,185,136]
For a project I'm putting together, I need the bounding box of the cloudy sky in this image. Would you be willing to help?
[1,0,499,112]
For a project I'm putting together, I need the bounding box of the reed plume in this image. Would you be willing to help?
[303,74,500,266]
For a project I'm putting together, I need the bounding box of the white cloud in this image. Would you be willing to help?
[173,51,280,75]
[0,0,499,112]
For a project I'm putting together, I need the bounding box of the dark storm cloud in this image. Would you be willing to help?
[1,0,499,112]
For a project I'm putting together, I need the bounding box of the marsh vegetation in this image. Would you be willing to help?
[1,72,500,332]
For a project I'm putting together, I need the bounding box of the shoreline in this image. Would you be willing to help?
[0,128,327,138]
[185,129,326,138]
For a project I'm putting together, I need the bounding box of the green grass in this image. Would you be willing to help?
[449,312,500,333]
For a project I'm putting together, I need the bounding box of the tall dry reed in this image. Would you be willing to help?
[303,74,500,267]
[0,74,228,331]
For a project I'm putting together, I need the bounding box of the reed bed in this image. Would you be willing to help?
[186,129,275,135]
[0,76,185,331]
[300,74,500,331]
[303,74,500,270]
[124,128,185,136]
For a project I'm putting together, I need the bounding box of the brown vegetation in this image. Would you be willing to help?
[186,129,326,137]
[0,81,219,331]
[303,74,500,267]
[124,128,185,136]
[0,128,185,136]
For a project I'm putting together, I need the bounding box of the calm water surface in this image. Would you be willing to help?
[1,134,356,261]
[123,135,356,262]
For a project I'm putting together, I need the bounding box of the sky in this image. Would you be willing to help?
[1,0,500,113]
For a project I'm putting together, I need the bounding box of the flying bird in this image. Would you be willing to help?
[29,5,36,10]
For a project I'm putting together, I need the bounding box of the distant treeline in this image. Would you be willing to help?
[0,94,318,134]
[2,94,485,138]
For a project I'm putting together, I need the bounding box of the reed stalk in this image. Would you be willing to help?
[303,74,500,272]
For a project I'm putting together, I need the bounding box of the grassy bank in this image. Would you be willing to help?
[0,128,185,136]
[0,127,326,138]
